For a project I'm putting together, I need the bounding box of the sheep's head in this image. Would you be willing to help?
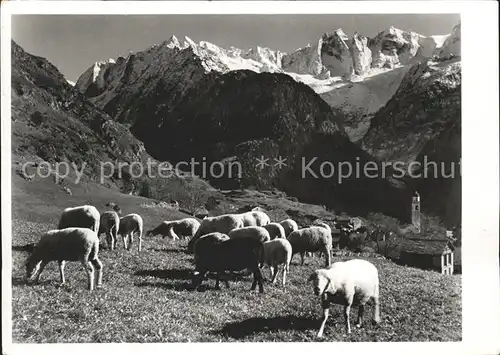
[25,256,41,282]
[308,270,332,299]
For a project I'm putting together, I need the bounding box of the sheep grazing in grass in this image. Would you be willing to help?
[308,259,381,337]
[262,222,286,240]
[118,213,144,252]
[228,226,271,243]
[147,218,201,241]
[287,226,332,267]
[58,205,100,233]
[25,228,103,290]
[279,218,299,237]
[188,214,245,253]
[260,239,292,287]
[192,232,229,264]
[238,211,271,227]
[192,235,265,293]
[309,221,333,258]
[98,211,120,250]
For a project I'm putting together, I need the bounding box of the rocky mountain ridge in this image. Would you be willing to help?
[75,24,459,142]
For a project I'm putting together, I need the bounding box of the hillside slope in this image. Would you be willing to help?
[11,40,154,190]
[361,57,461,227]
[98,67,413,220]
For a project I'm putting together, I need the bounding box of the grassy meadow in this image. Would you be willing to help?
[10,168,461,342]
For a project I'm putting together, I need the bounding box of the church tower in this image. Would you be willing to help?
[412,191,421,233]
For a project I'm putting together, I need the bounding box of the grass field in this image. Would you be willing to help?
[10,169,462,342]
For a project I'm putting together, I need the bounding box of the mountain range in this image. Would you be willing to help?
[12,22,461,227]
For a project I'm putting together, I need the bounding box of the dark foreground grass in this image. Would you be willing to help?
[10,171,462,342]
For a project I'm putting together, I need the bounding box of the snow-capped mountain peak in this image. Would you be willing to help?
[438,22,461,58]
[75,22,460,141]
[92,58,116,82]
[183,36,198,50]
[165,35,181,49]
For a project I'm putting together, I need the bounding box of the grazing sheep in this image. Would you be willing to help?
[228,226,271,243]
[310,221,332,258]
[98,211,120,250]
[118,213,144,252]
[25,228,103,290]
[58,205,100,233]
[188,214,244,253]
[263,223,286,240]
[192,232,229,265]
[192,235,265,293]
[308,259,381,336]
[238,211,271,227]
[287,226,332,267]
[261,239,292,286]
[147,218,201,240]
[279,218,299,237]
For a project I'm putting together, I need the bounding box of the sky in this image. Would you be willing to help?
[12,14,460,83]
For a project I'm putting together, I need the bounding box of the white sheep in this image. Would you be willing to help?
[279,218,299,237]
[308,259,381,337]
[228,226,271,243]
[58,205,100,233]
[188,214,245,253]
[98,211,120,250]
[261,239,292,287]
[309,221,332,258]
[263,222,286,240]
[25,228,103,290]
[118,213,144,252]
[238,211,271,227]
[147,218,200,240]
[287,226,332,267]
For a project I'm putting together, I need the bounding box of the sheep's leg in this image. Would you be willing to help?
[373,296,381,324]
[138,232,143,252]
[271,264,279,284]
[344,304,352,334]
[192,270,206,291]
[257,268,264,293]
[91,258,103,289]
[33,261,48,284]
[106,232,113,250]
[356,305,364,328]
[250,269,257,290]
[251,265,264,293]
[282,264,288,287]
[300,252,305,266]
[81,260,95,291]
[111,231,116,250]
[122,234,128,250]
[317,307,330,338]
[324,247,331,267]
[58,260,66,285]
[128,233,134,251]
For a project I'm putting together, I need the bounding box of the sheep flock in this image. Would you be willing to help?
[23,203,384,337]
